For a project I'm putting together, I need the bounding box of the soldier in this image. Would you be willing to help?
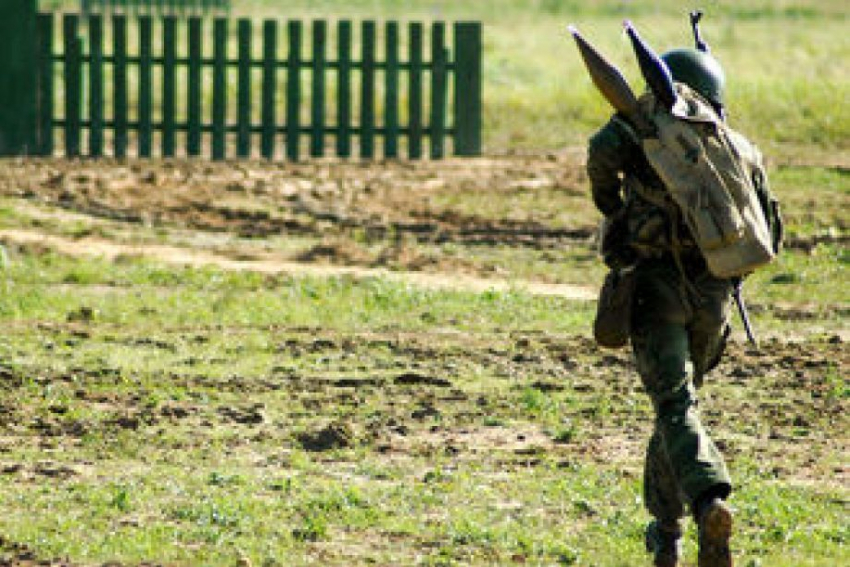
[586,48,736,567]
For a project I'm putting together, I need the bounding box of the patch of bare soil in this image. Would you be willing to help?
[0,154,592,246]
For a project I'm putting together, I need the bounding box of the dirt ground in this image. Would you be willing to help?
[0,155,846,565]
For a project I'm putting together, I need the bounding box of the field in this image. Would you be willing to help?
[1,1,849,566]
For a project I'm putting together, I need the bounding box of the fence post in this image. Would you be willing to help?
[0,0,39,155]
[408,23,423,159]
[360,21,375,159]
[453,22,482,156]
[430,22,447,159]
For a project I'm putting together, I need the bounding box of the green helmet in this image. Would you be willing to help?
[661,48,725,108]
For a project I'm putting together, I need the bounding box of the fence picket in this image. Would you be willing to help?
[261,19,277,159]
[336,20,351,158]
[454,22,482,156]
[286,20,301,161]
[360,21,375,159]
[63,15,81,158]
[311,20,326,158]
[212,17,227,160]
[113,14,128,158]
[430,23,447,159]
[187,17,202,156]
[408,22,423,159]
[162,15,176,157]
[38,13,54,156]
[88,15,104,157]
[139,15,153,158]
[237,18,251,158]
[384,22,399,159]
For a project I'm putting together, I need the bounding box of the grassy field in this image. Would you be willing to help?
[3,1,849,566]
[0,153,846,566]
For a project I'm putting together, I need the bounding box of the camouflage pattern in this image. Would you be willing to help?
[632,256,732,521]
[588,115,733,521]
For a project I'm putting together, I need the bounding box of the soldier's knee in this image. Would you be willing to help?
[653,383,696,423]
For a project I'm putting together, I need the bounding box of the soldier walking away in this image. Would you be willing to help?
[570,13,782,567]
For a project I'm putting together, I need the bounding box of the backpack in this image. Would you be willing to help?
[636,83,782,278]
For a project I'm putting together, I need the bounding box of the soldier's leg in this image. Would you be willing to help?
[689,274,734,384]
[632,262,731,509]
[644,428,685,522]
[688,274,736,567]
[644,429,684,566]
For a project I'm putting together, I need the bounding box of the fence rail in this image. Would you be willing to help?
[80,0,231,16]
[0,0,482,160]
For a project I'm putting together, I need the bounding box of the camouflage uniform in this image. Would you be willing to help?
[587,114,733,525]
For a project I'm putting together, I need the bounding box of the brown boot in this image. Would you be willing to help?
[697,498,733,567]
[645,520,681,567]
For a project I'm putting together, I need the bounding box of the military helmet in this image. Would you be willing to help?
[661,48,725,108]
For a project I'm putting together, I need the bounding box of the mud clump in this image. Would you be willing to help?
[218,404,265,425]
[297,421,355,452]
[394,372,452,388]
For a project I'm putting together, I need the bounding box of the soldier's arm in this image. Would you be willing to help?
[752,162,783,254]
[586,117,630,216]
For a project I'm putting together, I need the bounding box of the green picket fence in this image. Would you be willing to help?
[40,12,481,160]
[0,0,481,160]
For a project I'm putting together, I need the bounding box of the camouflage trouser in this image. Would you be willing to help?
[630,257,733,523]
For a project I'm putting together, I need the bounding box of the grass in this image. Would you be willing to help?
[0,236,847,564]
[3,1,848,565]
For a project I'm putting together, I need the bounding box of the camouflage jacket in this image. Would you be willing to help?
[587,113,697,263]
[587,112,781,270]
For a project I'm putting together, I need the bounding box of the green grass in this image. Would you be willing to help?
[0,249,595,333]
[4,1,849,564]
[0,238,846,564]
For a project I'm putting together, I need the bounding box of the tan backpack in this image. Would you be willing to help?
[638,84,780,278]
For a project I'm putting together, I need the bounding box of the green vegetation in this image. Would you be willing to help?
[242,0,850,157]
[0,206,846,564]
[2,1,847,565]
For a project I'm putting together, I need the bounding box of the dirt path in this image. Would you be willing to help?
[0,228,597,300]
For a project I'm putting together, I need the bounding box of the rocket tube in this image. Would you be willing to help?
[568,25,644,125]
[623,20,677,110]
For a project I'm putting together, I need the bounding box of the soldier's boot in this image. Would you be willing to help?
[645,520,682,567]
[697,498,733,567]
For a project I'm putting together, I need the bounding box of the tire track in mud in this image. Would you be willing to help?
[0,228,597,300]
